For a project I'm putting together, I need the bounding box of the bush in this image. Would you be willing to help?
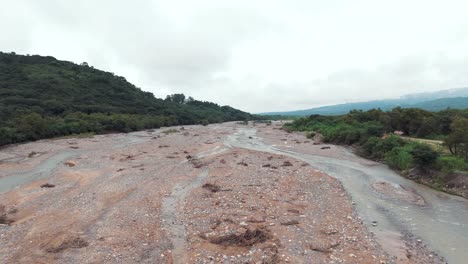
[385,147,413,170]
[360,135,404,159]
[360,137,381,157]
[235,120,248,125]
[305,131,316,139]
[436,156,468,172]
[410,143,440,167]
[364,122,384,138]
[161,128,179,134]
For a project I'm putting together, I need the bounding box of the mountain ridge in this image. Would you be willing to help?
[261,88,468,116]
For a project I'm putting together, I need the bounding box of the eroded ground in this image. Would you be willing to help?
[0,122,450,263]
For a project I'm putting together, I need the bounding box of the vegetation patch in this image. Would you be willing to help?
[205,227,271,247]
[236,121,249,125]
[284,108,468,197]
[161,129,179,135]
[202,183,221,193]
[28,151,40,158]
[0,205,13,225]
[190,158,205,168]
[46,237,89,253]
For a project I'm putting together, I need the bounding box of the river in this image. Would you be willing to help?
[225,127,468,264]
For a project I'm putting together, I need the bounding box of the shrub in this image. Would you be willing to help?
[410,143,440,167]
[305,131,316,139]
[360,137,381,157]
[361,135,404,159]
[161,128,179,134]
[436,156,468,172]
[363,122,384,138]
[235,120,248,125]
[385,147,413,170]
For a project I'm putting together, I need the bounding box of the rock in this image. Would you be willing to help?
[64,161,76,167]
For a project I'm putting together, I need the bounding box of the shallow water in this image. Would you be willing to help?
[161,169,209,264]
[0,133,146,194]
[161,146,228,263]
[226,128,468,264]
[0,151,80,193]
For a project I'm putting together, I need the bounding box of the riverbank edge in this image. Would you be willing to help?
[345,146,468,199]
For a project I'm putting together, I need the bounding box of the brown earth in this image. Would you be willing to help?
[0,122,443,263]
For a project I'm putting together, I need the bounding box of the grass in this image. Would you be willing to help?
[400,136,448,153]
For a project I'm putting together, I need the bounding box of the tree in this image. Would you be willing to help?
[416,116,437,138]
[15,113,48,140]
[445,117,468,161]
[165,93,186,104]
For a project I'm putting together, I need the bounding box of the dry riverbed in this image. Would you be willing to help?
[0,122,451,263]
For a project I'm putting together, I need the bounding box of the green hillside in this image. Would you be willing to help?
[0,52,254,146]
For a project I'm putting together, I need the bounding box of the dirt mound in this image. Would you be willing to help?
[310,241,340,253]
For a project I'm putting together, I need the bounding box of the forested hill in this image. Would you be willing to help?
[0,52,254,146]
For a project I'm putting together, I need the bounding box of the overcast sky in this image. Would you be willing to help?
[2,0,468,112]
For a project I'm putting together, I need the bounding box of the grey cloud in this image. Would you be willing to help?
[248,53,468,112]
[1,0,468,113]
[21,0,279,88]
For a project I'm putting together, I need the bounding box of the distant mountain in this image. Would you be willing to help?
[401,87,468,102]
[411,97,468,111]
[262,88,468,116]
